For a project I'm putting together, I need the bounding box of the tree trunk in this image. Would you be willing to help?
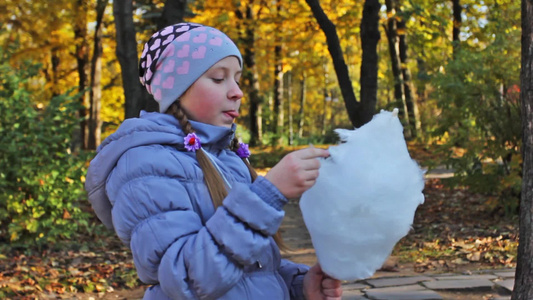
[87,0,107,150]
[384,0,410,137]
[359,0,381,126]
[298,75,306,138]
[305,0,364,128]
[273,42,283,141]
[73,0,90,150]
[512,0,533,298]
[236,4,263,146]
[398,18,421,138]
[320,89,327,135]
[452,0,462,58]
[50,47,61,97]
[287,71,294,145]
[113,0,149,119]
[272,0,284,145]
[158,0,188,29]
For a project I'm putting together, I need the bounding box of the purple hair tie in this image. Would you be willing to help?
[236,143,251,159]
[184,133,201,152]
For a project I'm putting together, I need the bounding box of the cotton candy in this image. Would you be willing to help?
[299,108,425,281]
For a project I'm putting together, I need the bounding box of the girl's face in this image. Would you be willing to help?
[179,56,243,128]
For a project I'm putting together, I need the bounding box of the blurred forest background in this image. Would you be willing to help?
[0,0,527,297]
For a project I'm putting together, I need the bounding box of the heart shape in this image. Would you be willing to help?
[210,29,222,36]
[209,36,223,46]
[146,54,153,69]
[154,88,162,100]
[141,44,148,57]
[150,39,161,51]
[176,32,191,42]
[162,34,174,46]
[192,46,206,59]
[154,49,161,61]
[163,59,175,73]
[193,33,207,43]
[177,44,190,58]
[176,61,190,74]
[144,68,153,82]
[176,25,190,32]
[153,73,161,85]
[161,26,173,36]
[162,76,175,89]
[164,44,174,57]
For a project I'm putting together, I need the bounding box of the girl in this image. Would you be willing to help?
[85,22,342,300]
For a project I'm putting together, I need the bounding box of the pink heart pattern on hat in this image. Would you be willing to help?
[161,26,174,36]
[193,33,207,43]
[162,76,174,89]
[163,59,175,73]
[138,22,242,113]
[192,46,206,59]
[177,44,189,58]
[139,23,203,87]
[177,61,190,74]
[176,32,191,42]
[162,34,174,46]
[209,36,223,46]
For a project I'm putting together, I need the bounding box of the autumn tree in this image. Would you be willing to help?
[113,0,151,119]
[383,0,408,132]
[397,6,420,138]
[235,3,264,146]
[359,0,381,128]
[432,0,522,208]
[272,0,284,144]
[452,0,462,58]
[86,0,108,150]
[305,0,376,128]
[512,0,533,298]
[73,0,91,150]
[158,0,189,29]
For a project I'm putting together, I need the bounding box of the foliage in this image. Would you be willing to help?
[429,1,521,214]
[0,235,143,298]
[0,47,91,247]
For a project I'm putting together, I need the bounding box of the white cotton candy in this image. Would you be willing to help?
[299,108,425,281]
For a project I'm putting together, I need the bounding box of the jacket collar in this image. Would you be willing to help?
[140,111,236,152]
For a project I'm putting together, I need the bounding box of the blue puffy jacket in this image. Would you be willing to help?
[85,111,309,299]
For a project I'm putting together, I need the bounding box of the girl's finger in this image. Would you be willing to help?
[322,278,342,289]
[298,147,330,160]
[323,287,343,297]
[303,170,320,181]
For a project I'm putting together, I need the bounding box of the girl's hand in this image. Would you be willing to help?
[266,146,329,199]
[303,263,342,300]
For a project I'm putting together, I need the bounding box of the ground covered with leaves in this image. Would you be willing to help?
[0,144,519,299]
[395,178,518,274]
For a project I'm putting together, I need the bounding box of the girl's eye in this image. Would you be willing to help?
[212,78,224,83]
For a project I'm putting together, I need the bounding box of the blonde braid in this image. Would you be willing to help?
[168,102,228,208]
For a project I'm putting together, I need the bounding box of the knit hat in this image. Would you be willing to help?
[139,23,243,113]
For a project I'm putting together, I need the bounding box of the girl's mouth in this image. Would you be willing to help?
[224,111,239,119]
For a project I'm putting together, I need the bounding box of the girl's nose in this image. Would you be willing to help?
[228,82,243,101]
